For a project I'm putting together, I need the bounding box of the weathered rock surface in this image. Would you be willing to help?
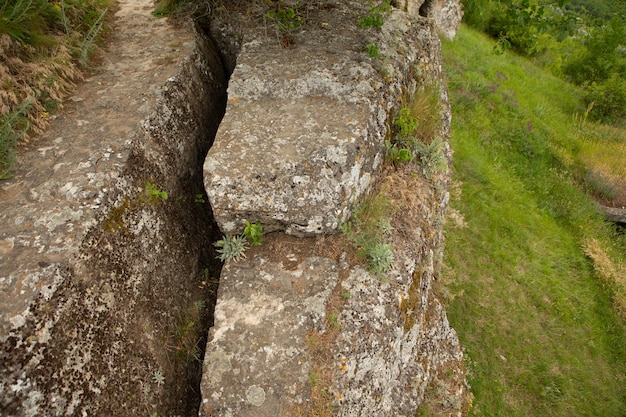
[396,0,463,39]
[0,2,228,415]
[1,0,468,415]
[201,1,468,416]
[204,0,460,237]
[201,251,340,416]
[600,205,626,225]
[204,9,385,236]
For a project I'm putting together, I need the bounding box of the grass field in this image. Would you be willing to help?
[441,25,626,417]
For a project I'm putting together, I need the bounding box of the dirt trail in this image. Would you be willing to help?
[0,0,194,334]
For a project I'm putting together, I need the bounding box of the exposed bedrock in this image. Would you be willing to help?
[0,4,229,415]
[201,1,468,416]
[204,1,461,237]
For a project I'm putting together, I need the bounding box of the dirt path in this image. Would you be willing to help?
[0,0,194,338]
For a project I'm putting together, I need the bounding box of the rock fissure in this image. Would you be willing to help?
[2,0,469,415]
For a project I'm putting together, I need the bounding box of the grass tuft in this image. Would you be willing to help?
[341,193,395,277]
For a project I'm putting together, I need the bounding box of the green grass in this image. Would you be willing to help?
[441,25,626,417]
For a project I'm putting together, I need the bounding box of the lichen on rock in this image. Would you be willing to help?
[200,1,469,416]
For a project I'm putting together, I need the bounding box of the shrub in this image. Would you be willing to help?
[584,73,626,126]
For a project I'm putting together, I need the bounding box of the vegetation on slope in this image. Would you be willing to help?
[0,0,113,178]
[441,25,626,416]
[461,0,626,126]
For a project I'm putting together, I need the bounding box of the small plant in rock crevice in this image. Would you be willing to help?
[414,137,446,179]
[328,313,340,328]
[214,221,264,262]
[386,85,446,178]
[214,234,249,262]
[365,42,381,58]
[152,369,165,386]
[168,300,206,363]
[363,240,394,275]
[244,220,263,246]
[145,181,168,202]
[341,193,395,277]
[357,0,392,29]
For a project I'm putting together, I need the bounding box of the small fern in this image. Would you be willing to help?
[214,234,248,262]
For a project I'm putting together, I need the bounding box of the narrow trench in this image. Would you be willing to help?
[174,19,238,417]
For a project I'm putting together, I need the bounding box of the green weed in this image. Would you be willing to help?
[365,42,381,58]
[385,140,413,163]
[169,300,205,363]
[214,234,248,262]
[386,87,445,178]
[243,220,263,246]
[265,3,303,33]
[394,107,420,140]
[341,193,395,277]
[328,313,340,328]
[357,0,391,29]
[413,137,446,179]
[145,181,168,202]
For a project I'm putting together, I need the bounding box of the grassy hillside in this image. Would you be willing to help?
[441,25,626,417]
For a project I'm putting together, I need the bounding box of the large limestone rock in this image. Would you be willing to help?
[201,1,468,416]
[203,21,387,236]
[204,0,462,237]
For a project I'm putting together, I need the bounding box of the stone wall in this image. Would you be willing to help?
[0,8,228,415]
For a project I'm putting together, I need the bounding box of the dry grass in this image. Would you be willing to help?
[0,34,81,138]
[0,0,113,177]
[583,237,626,320]
[409,83,444,144]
